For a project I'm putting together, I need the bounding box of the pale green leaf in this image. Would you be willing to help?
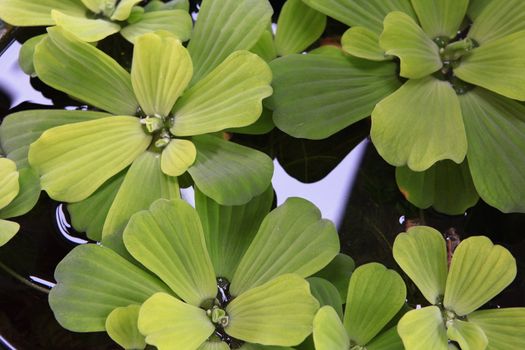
[106,305,146,350]
[230,197,339,295]
[187,0,273,84]
[397,307,448,350]
[313,306,349,350]
[51,10,121,42]
[239,344,294,350]
[34,27,138,115]
[455,31,525,101]
[19,34,46,76]
[313,253,355,302]
[28,116,150,202]
[138,293,214,350]
[379,11,442,79]
[199,341,230,350]
[270,52,401,139]
[341,26,389,61]
[250,30,277,62]
[411,0,468,38]
[171,51,272,136]
[0,219,19,247]
[396,160,479,215]
[344,263,406,345]
[0,168,40,219]
[120,10,193,44]
[226,274,319,346]
[49,244,170,332]
[459,87,525,212]
[366,327,404,350]
[160,139,196,177]
[393,226,448,305]
[274,0,326,56]
[227,107,275,135]
[195,186,273,281]
[123,199,216,306]
[0,157,19,209]
[0,0,85,26]
[371,76,466,171]
[188,135,273,206]
[467,0,492,20]
[81,0,108,14]
[444,236,517,316]
[447,319,488,350]
[302,0,416,34]
[468,0,525,45]
[469,308,525,349]
[308,277,343,319]
[131,33,192,117]
[111,0,141,20]
[0,109,109,168]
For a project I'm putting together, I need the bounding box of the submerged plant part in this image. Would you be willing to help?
[49,193,340,349]
[393,226,525,349]
[270,0,525,214]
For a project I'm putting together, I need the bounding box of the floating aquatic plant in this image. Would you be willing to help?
[0,157,20,245]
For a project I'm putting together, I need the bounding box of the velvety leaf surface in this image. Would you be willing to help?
[195,186,273,280]
[410,0,468,38]
[379,11,442,79]
[199,341,230,350]
[313,253,355,302]
[18,34,46,75]
[34,27,138,115]
[230,197,339,295]
[138,293,214,350]
[171,51,272,136]
[120,10,193,44]
[313,306,349,350]
[189,135,273,206]
[187,0,272,84]
[371,76,466,171]
[0,157,19,209]
[469,308,525,349]
[160,139,196,177]
[105,305,146,350]
[468,0,525,44]
[0,219,19,247]
[397,307,448,350]
[459,88,525,212]
[49,244,170,332]
[131,33,192,118]
[447,319,488,350]
[270,52,401,139]
[341,26,388,61]
[111,0,141,21]
[0,0,85,26]
[250,30,277,63]
[308,277,343,319]
[51,10,121,42]
[0,168,40,219]
[274,0,326,56]
[344,263,406,345]
[393,226,448,304]
[454,31,525,101]
[226,274,319,346]
[366,327,404,350]
[28,116,151,202]
[444,236,516,316]
[123,199,216,306]
[467,0,492,20]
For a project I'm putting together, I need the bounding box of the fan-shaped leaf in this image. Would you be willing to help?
[106,305,146,350]
[341,26,388,61]
[469,308,525,349]
[447,319,488,350]
[308,277,343,319]
[410,0,468,38]
[111,0,141,21]
[313,306,349,350]
[366,326,404,350]
[199,341,230,350]
[120,9,192,44]
[0,0,85,26]
[160,139,196,177]
[313,253,355,302]
[0,158,19,209]
[397,307,448,350]
[51,10,121,42]
[0,219,19,247]
[18,34,46,75]
[0,168,40,219]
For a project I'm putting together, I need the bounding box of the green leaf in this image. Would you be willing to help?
[123,199,217,306]
[313,253,355,302]
[0,109,109,168]
[250,30,277,62]
[410,0,468,38]
[111,0,141,21]
[274,0,326,56]
[188,135,273,206]
[131,33,192,117]
[120,10,193,44]
[0,168,40,219]
[308,277,343,319]
[105,305,146,350]
[171,51,272,136]
[397,307,448,350]
[396,160,479,215]
[138,292,214,349]
[302,0,416,34]
[454,31,525,101]
[19,34,46,76]
[379,11,442,79]
[239,344,294,350]
[366,327,404,350]
[459,87,525,212]
[466,0,492,21]
[160,139,196,177]
[313,306,349,350]
[393,226,448,305]
[51,10,121,42]
[195,186,273,281]
[0,0,85,26]
[0,219,19,247]
[81,0,107,14]
[469,308,525,349]
[270,52,401,139]
[187,0,272,84]
[227,107,275,135]
[344,263,406,345]
[199,341,230,350]
[468,0,525,45]
[34,27,138,115]
[49,244,170,332]
[0,157,19,209]
[371,76,466,171]
[226,274,319,346]
[341,27,389,61]
[28,116,150,202]
[444,236,517,316]
[230,197,339,295]
[447,319,488,350]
